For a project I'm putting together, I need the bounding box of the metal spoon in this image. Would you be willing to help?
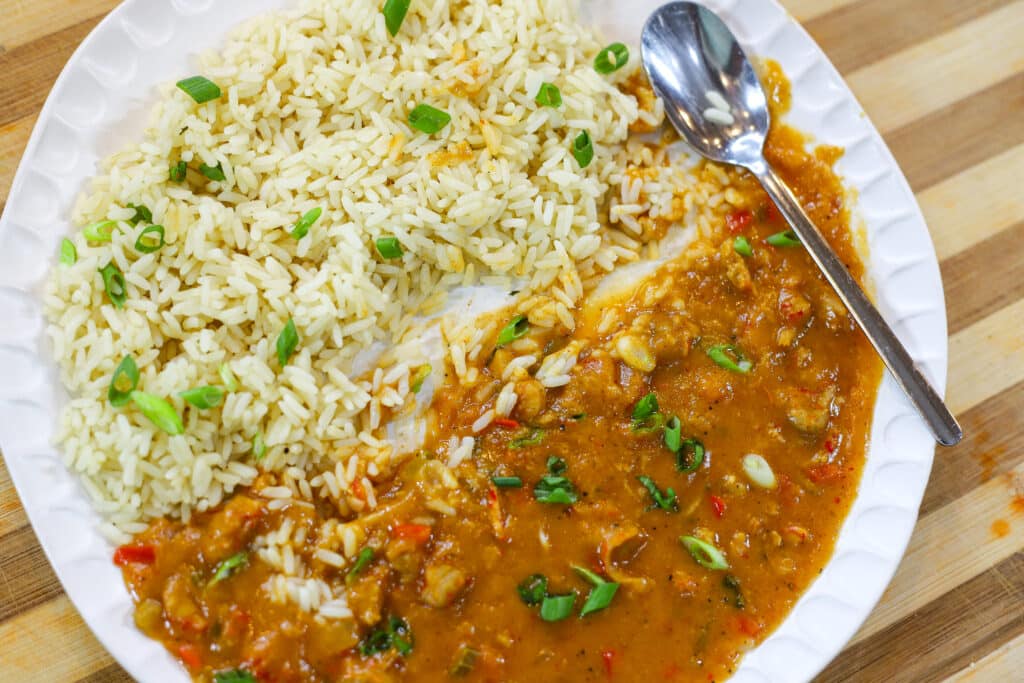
[640,2,962,446]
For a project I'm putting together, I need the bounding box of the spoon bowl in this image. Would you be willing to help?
[640,1,962,446]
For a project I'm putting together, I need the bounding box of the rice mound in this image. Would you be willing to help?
[44,0,659,540]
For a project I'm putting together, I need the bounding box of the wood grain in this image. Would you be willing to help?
[0,1,1021,681]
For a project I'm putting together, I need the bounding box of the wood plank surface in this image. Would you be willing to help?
[0,1,1021,681]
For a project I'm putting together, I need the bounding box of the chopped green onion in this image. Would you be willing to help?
[492,476,523,488]
[408,104,451,135]
[84,220,117,243]
[664,415,682,452]
[632,412,664,435]
[346,547,374,584]
[571,565,606,586]
[535,82,562,108]
[383,0,411,36]
[707,344,753,374]
[540,593,576,622]
[594,43,629,74]
[571,412,587,421]
[572,131,594,168]
[680,535,730,571]
[359,616,413,657]
[176,76,222,104]
[723,574,745,609]
[290,207,322,240]
[127,203,152,225]
[253,432,266,461]
[496,315,529,346]
[375,236,404,259]
[676,438,706,474]
[108,355,140,408]
[517,573,548,605]
[741,453,777,489]
[98,262,127,309]
[219,363,239,392]
[766,229,801,247]
[59,238,77,266]
[449,645,480,677]
[209,551,247,585]
[180,386,224,409]
[638,475,678,511]
[534,475,577,504]
[200,162,226,181]
[632,393,659,420]
[410,364,431,393]
[733,235,753,257]
[130,391,184,435]
[579,582,618,617]
[169,160,187,183]
[213,671,256,683]
[276,317,299,367]
[546,456,567,476]
[134,225,166,254]
[510,427,545,449]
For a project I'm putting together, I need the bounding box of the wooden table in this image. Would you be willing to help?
[1,0,1022,680]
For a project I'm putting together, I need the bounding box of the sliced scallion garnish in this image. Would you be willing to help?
[134,225,166,254]
[276,317,299,367]
[638,475,678,512]
[733,235,753,257]
[169,160,187,183]
[676,438,705,474]
[209,551,247,585]
[200,162,226,181]
[572,131,594,168]
[383,0,412,36]
[213,670,256,683]
[108,355,140,408]
[346,547,374,584]
[539,593,576,622]
[127,203,152,225]
[510,427,545,449]
[766,229,801,247]
[723,574,745,609]
[130,391,184,435]
[535,82,562,108]
[410,364,431,393]
[594,43,629,74]
[290,207,322,240]
[408,104,451,135]
[572,566,619,617]
[663,415,682,452]
[492,476,523,488]
[179,386,224,409]
[253,432,266,461]
[680,535,730,571]
[176,76,222,104]
[517,573,549,606]
[707,344,753,374]
[632,393,659,420]
[59,238,77,266]
[219,363,238,392]
[376,236,404,259]
[98,262,127,309]
[496,315,529,346]
[84,220,117,243]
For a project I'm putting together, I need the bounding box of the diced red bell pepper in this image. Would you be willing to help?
[709,494,726,518]
[493,417,521,429]
[177,643,203,671]
[737,615,761,637]
[113,544,156,567]
[806,463,843,484]
[391,523,432,544]
[726,209,753,234]
[601,649,617,678]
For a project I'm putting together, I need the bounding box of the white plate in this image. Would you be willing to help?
[0,0,947,681]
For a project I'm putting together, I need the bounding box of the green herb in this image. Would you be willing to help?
[546,456,567,476]
[572,131,594,168]
[375,236,404,259]
[176,76,222,104]
[383,0,412,36]
[638,475,678,512]
[594,42,629,74]
[535,82,562,108]
[346,547,374,585]
[98,262,127,309]
[290,207,322,240]
[766,229,801,247]
[449,645,480,677]
[534,475,577,504]
[492,476,523,488]
[707,344,753,374]
[359,616,413,657]
[571,412,587,421]
[540,593,576,622]
[733,235,753,257]
[127,203,152,225]
[517,573,548,606]
[130,391,184,435]
[169,160,187,182]
[219,363,239,392]
[571,565,606,586]
[680,535,730,571]
[510,427,544,449]
[180,386,224,409]
[408,103,451,135]
[579,582,618,617]
[276,317,299,367]
[252,432,266,461]
[663,415,682,452]
[108,355,140,408]
[410,364,431,393]
[723,574,745,609]
[213,670,256,683]
[200,162,226,181]
[676,438,705,474]
[632,393,659,420]
[134,225,166,254]
[84,220,117,243]
[59,238,77,266]
[496,315,529,346]
[209,552,247,585]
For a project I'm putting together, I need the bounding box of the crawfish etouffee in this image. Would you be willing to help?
[114,55,881,682]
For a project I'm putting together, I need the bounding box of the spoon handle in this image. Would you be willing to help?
[748,159,962,446]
